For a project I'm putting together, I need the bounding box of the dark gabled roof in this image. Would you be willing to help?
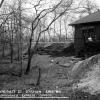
[70,11,100,26]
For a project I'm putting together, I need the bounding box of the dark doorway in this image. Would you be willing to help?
[78,26,100,58]
[82,26,96,43]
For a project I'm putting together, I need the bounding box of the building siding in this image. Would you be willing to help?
[74,22,100,56]
[74,25,85,55]
[95,23,100,40]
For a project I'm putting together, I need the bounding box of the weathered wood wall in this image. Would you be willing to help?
[74,25,85,56]
[74,22,100,56]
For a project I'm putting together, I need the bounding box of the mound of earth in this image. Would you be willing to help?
[38,42,74,56]
[71,54,100,94]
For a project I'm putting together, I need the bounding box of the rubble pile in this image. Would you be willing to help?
[38,42,74,56]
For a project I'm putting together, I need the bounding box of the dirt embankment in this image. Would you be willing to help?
[71,54,100,95]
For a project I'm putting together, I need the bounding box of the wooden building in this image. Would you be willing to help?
[70,11,100,56]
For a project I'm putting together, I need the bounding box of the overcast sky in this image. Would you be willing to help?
[95,0,100,7]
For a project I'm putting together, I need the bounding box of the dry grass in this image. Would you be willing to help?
[1,52,100,99]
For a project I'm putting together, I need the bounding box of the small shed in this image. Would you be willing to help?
[70,11,100,56]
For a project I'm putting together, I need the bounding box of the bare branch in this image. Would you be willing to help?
[0,0,4,8]
[0,11,14,29]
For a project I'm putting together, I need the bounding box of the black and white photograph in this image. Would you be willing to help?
[0,0,100,99]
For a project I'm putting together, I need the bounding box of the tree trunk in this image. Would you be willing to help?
[17,42,20,60]
[10,43,13,63]
[0,0,4,8]
[48,29,51,42]
[25,37,32,74]
[54,21,56,39]
[10,26,13,63]
[36,67,41,86]
[59,17,62,42]
[2,42,5,57]
[64,16,68,40]
[25,29,41,74]
[25,54,32,74]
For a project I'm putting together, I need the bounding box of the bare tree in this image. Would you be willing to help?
[25,0,74,74]
[74,0,99,18]
[59,16,62,42]
[63,14,69,40]
[1,25,5,57]
[53,10,57,39]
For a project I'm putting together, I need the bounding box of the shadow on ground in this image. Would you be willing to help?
[77,41,100,59]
